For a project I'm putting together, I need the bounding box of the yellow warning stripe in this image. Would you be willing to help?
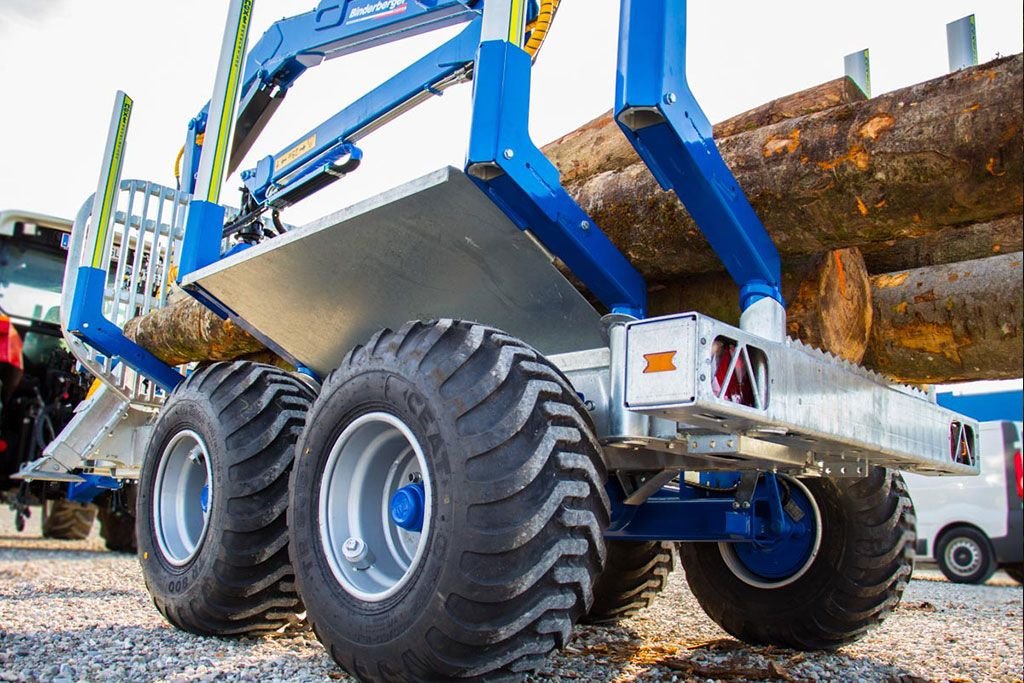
[92,95,133,268]
[206,0,254,203]
[508,0,525,46]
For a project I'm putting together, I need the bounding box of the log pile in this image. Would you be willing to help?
[124,55,1023,385]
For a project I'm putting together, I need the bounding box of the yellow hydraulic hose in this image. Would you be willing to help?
[173,133,205,187]
[524,0,560,59]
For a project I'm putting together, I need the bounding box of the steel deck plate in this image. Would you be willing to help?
[183,167,604,376]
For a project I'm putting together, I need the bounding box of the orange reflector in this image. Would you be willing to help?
[643,351,677,374]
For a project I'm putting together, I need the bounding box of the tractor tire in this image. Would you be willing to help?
[678,467,915,651]
[935,526,997,584]
[1003,564,1024,584]
[98,484,138,554]
[584,541,675,624]
[98,508,137,554]
[42,499,97,540]
[137,361,314,636]
[289,320,609,682]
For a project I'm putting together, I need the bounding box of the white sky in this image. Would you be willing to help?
[0,1,1021,227]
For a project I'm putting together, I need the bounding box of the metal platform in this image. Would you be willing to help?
[182,167,605,376]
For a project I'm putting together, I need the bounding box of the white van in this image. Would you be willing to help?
[904,421,1023,584]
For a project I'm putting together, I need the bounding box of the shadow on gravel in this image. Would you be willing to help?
[550,628,930,683]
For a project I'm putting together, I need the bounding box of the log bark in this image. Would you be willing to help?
[123,296,266,366]
[651,253,1023,382]
[543,76,867,187]
[552,55,1023,280]
[858,214,1023,273]
[862,252,1023,383]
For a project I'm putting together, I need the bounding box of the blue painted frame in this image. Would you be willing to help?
[615,0,783,310]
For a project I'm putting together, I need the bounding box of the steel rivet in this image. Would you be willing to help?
[580,220,591,231]
[664,92,677,104]
[503,148,515,160]
[741,501,751,509]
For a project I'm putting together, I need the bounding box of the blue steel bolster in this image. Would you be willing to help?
[467,41,647,318]
[67,267,184,392]
[67,474,121,504]
[615,0,782,310]
[605,472,803,543]
[242,19,482,204]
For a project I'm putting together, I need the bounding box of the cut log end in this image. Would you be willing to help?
[786,248,873,364]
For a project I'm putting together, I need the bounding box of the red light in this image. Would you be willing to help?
[1014,449,1022,500]
[0,439,7,454]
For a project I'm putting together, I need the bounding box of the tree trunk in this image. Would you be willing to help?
[651,253,1023,383]
[543,76,867,187]
[123,296,265,366]
[555,55,1022,280]
[863,252,1023,383]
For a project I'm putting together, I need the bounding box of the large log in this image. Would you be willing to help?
[652,253,1023,383]
[549,55,1023,280]
[863,252,1023,383]
[544,75,867,187]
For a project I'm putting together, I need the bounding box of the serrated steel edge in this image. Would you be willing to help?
[783,338,928,399]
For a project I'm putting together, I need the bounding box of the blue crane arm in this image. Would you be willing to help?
[181,0,484,192]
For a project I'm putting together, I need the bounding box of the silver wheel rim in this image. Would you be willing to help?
[718,476,823,589]
[945,538,982,577]
[319,412,432,602]
[153,429,212,566]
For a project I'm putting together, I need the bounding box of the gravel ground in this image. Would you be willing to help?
[1,511,1021,683]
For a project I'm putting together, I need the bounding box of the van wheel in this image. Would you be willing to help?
[936,526,997,584]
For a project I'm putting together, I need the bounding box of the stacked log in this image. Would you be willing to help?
[123,56,1023,384]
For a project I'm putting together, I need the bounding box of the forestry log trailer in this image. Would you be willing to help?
[19,1,980,679]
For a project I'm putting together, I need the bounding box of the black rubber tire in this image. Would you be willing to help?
[98,486,137,554]
[137,361,314,636]
[583,541,675,624]
[678,467,916,650]
[42,499,97,540]
[1003,563,1024,584]
[935,526,997,585]
[290,320,609,682]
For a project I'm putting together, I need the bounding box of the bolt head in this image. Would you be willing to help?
[664,92,677,104]
[741,501,751,509]
[503,148,515,160]
[580,220,591,231]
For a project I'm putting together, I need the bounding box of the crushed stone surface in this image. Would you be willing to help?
[1,511,1021,682]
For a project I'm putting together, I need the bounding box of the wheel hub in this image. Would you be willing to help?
[152,430,213,566]
[319,412,432,602]
[719,476,822,589]
[946,538,982,576]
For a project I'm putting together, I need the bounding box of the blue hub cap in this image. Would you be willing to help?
[389,482,425,533]
[721,476,822,589]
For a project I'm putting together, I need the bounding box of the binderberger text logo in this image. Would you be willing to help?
[346,0,408,24]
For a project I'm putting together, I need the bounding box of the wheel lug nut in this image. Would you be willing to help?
[342,537,373,570]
